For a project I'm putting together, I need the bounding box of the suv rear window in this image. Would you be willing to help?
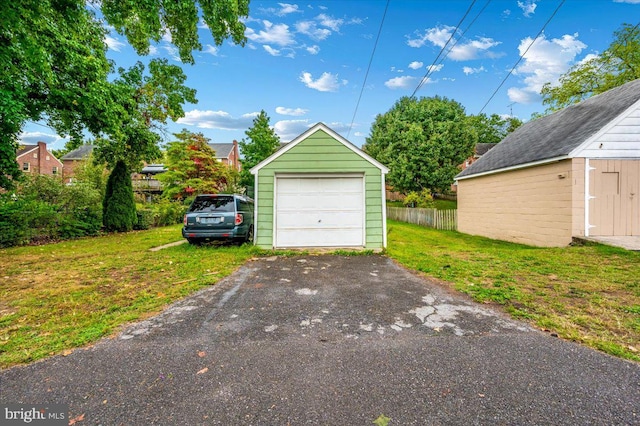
[189,196,235,213]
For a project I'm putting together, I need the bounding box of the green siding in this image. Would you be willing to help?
[254,129,385,249]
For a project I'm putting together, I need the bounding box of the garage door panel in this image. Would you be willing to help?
[278,211,363,228]
[275,176,364,247]
[277,228,362,247]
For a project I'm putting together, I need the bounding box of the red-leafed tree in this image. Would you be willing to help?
[158,130,239,201]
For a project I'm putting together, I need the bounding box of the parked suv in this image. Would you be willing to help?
[182,194,254,245]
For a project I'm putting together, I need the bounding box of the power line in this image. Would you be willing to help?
[410,0,477,97]
[347,0,390,139]
[478,0,566,114]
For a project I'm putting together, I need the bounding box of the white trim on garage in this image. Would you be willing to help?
[273,173,366,248]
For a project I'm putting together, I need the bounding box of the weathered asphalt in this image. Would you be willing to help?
[1,254,638,425]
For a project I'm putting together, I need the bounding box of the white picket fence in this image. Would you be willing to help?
[387,207,457,231]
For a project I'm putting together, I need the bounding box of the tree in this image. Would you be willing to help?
[0,0,249,190]
[363,96,477,194]
[541,23,640,112]
[103,160,137,232]
[469,113,523,145]
[158,130,239,200]
[238,111,281,189]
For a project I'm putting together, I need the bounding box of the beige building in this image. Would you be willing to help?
[456,79,640,247]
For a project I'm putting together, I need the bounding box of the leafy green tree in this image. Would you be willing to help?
[0,0,249,190]
[541,23,640,112]
[103,160,137,232]
[363,96,477,194]
[469,113,523,145]
[158,130,239,200]
[238,110,281,189]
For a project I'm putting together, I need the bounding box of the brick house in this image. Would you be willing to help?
[61,144,95,183]
[209,140,241,170]
[16,141,63,177]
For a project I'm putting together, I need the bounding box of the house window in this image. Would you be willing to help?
[46,155,50,160]
[23,162,30,171]
[33,153,38,158]
[52,166,58,175]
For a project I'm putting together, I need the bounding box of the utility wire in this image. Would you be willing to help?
[410,0,477,97]
[347,0,390,139]
[434,0,492,70]
[478,0,566,114]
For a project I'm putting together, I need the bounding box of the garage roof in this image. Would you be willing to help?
[457,78,640,179]
[250,122,389,174]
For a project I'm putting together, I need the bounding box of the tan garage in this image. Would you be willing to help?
[456,79,640,247]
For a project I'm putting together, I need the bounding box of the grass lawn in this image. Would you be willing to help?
[0,225,263,368]
[387,199,457,210]
[386,220,640,362]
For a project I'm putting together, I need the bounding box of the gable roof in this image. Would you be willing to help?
[16,145,37,157]
[457,78,640,179]
[208,143,235,159]
[61,145,95,161]
[250,122,389,174]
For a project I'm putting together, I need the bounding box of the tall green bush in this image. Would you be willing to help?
[103,160,137,232]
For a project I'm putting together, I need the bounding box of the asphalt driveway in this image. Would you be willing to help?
[1,255,638,425]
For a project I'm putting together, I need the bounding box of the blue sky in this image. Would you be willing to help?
[21,0,640,151]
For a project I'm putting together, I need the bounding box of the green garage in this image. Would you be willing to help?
[250,123,389,250]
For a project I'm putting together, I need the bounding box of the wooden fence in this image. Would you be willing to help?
[387,207,457,231]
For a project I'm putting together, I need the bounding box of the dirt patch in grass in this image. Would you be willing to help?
[387,221,640,362]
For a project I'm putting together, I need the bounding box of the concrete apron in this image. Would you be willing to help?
[578,235,640,251]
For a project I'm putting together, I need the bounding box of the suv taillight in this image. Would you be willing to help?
[183,215,187,225]
[235,213,243,225]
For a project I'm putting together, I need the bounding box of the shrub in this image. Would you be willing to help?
[403,189,435,208]
[134,209,153,230]
[103,161,137,232]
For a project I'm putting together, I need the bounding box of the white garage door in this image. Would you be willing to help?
[275,176,364,247]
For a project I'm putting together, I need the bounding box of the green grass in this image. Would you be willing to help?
[387,199,457,210]
[386,220,640,362]
[0,225,262,368]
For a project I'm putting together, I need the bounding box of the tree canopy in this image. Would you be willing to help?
[158,130,239,200]
[469,113,523,145]
[363,96,477,194]
[0,0,249,190]
[238,111,281,190]
[541,23,640,112]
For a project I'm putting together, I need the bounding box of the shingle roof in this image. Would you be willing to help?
[208,143,234,158]
[457,78,640,179]
[61,145,95,161]
[475,143,497,156]
[16,145,37,157]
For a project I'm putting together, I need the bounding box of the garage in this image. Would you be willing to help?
[250,123,388,250]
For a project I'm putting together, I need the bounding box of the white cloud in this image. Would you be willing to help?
[613,0,640,2]
[449,37,501,61]
[317,14,343,32]
[407,26,500,61]
[354,131,365,137]
[296,21,332,40]
[274,120,312,141]
[203,44,219,56]
[263,45,281,56]
[299,71,345,92]
[148,45,159,56]
[245,20,294,46]
[517,1,537,17]
[408,61,423,70]
[162,45,181,62]
[177,110,259,130]
[277,3,302,15]
[463,65,486,75]
[407,25,455,48]
[508,33,587,104]
[306,45,320,55]
[427,64,444,73]
[384,76,416,89]
[276,107,308,116]
[19,131,69,148]
[105,35,125,51]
